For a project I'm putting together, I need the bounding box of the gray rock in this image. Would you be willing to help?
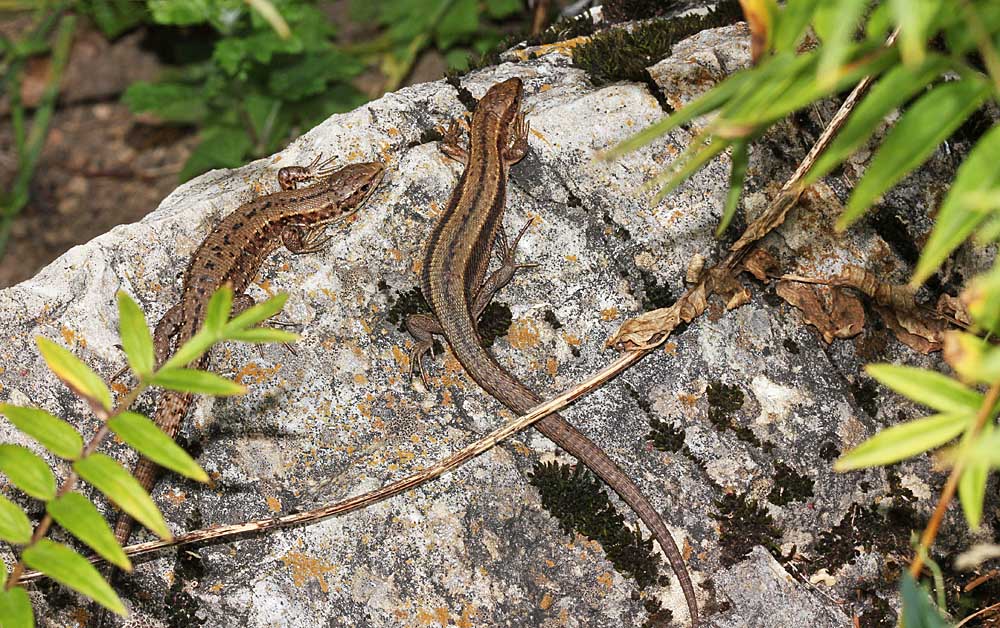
[0,20,989,628]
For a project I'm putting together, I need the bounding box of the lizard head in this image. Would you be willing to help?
[322,160,385,216]
[475,77,523,128]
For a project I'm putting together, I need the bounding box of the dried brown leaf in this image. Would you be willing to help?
[775,281,865,343]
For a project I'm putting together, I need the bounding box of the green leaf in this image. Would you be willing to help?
[147,0,212,25]
[0,445,56,501]
[834,413,970,471]
[912,125,1000,285]
[267,50,364,101]
[46,492,131,570]
[122,81,208,123]
[866,364,983,413]
[117,291,155,377]
[487,0,521,19]
[0,494,32,544]
[0,586,34,628]
[900,573,950,628]
[772,0,819,53]
[73,454,171,540]
[959,456,989,530]
[225,292,288,331]
[840,78,990,229]
[944,331,1000,385]
[179,125,253,182]
[226,327,300,344]
[150,368,246,396]
[203,284,233,334]
[653,137,731,202]
[813,0,868,89]
[0,404,83,460]
[22,540,124,615]
[108,412,209,483]
[718,141,748,236]
[36,337,112,413]
[81,0,148,38]
[890,0,939,66]
[244,93,281,147]
[161,328,214,371]
[804,55,952,186]
[964,265,1000,335]
[436,0,478,49]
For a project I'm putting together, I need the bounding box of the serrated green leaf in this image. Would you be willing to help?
[0,586,34,628]
[0,494,32,544]
[117,291,155,377]
[718,141,748,236]
[804,55,952,186]
[866,364,983,413]
[36,337,112,413]
[122,81,208,123]
[772,0,819,53]
[22,540,124,615]
[912,124,1000,285]
[225,327,300,344]
[46,492,131,571]
[161,328,214,372]
[203,284,233,334]
[73,454,171,540]
[840,78,990,229]
[0,404,83,460]
[150,368,245,396]
[225,292,288,331]
[179,126,253,182]
[834,413,970,471]
[0,445,56,501]
[108,412,208,483]
[900,573,950,628]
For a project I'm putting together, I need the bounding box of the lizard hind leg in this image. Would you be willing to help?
[282,224,332,255]
[405,313,443,387]
[232,294,298,358]
[472,218,539,317]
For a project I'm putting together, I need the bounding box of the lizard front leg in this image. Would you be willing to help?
[503,112,529,166]
[440,119,469,166]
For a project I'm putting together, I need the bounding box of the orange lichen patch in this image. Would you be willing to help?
[596,572,614,588]
[70,607,91,626]
[415,607,450,626]
[266,495,282,512]
[357,400,372,418]
[233,362,282,385]
[412,259,424,275]
[513,35,591,60]
[396,447,416,463]
[387,248,403,261]
[410,433,421,444]
[683,538,693,561]
[456,604,478,628]
[600,307,619,321]
[678,393,699,407]
[545,357,558,376]
[530,128,551,145]
[319,287,338,301]
[540,593,554,610]
[387,127,400,137]
[60,326,76,346]
[539,84,552,92]
[564,254,578,263]
[163,488,187,505]
[441,388,453,406]
[111,381,128,395]
[279,551,336,593]
[353,373,368,386]
[208,583,225,593]
[561,333,581,347]
[359,319,373,334]
[256,279,274,297]
[507,319,540,349]
[371,416,385,430]
[663,341,678,355]
[392,345,411,370]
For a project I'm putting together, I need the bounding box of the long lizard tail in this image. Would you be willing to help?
[441,322,700,626]
[113,390,194,545]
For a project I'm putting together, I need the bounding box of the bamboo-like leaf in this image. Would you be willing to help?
[601,69,756,160]
[834,413,970,471]
[22,540,125,615]
[813,0,868,89]
[959,456,989,530]
[0,404,83,460]
[224,293,288,331]
[866,364,983,412]
[117,291,155,377]
[46,492,132,570]
[890,0,939,66]
[772,0,819,52]
[35,337,112,413]
[226,327,300,344]
[108,412,209,483]
[963,265,1000,335]
[150,368,246,396]
[0,586,34,628]
[900,573,950,628]
[653,137,732,203]
[0,495,32,545]
[203,284,233,334]
[0,445,56,501]
[160,328,214,371]
[718,140,748,236]
[73,454,171,540]
[912,125,1000,285]
[804,55,952,186]
[840,78,990,229]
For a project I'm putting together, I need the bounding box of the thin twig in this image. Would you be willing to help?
[18,351,644,581]
[954,599,1000,628]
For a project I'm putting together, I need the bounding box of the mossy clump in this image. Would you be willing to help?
[712,492,783,566]
[706,381,761,447]
[850,379,879,419]
[478,301,512,347]
[603,0,683,23]
[166,510,208,628]
[648,417,685,453]
[529,461,661,589]
[639,269,674,311]
[542,309,563,330]
[813,498,923,571]
[767,461,814,506]
[386,286,432,332]
[572,2,743,87]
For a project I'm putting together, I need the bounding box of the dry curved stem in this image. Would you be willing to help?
[909,379,1000,580]
[18,351,644,581]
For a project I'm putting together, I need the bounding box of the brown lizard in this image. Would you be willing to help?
[113,156,384,545]
[406,77,700,625]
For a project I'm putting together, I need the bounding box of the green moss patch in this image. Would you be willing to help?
[712,492,782,566]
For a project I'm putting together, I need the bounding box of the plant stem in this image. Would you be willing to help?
[909,379,1000,579]
[4,381,147,590]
